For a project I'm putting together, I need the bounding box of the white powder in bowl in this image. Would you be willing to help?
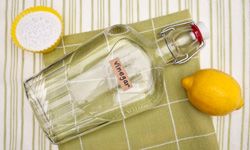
[15,11,62,51]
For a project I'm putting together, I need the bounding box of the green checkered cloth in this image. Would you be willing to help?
[43,10,219,150]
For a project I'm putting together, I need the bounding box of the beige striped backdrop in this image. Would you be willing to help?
[0,0,249,150]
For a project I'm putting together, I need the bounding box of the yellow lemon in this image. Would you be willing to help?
[181,69,243,116]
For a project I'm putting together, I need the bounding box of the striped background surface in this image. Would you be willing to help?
[0,0,249,150]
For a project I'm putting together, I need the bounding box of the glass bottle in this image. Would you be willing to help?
[24,21,209,144]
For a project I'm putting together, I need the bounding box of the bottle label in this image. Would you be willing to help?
[109,57,132,91]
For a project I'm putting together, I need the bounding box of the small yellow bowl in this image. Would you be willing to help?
[11,6,63,53]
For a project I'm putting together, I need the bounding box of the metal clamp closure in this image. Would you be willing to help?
[160,21,205,64]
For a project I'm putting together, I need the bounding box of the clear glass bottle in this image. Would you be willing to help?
[24,21,209,144]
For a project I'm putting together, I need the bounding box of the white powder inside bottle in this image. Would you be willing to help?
[15,12,62,51]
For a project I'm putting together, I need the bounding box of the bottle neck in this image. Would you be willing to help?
[155,32,201,65]
[154,37,175,65]
[153,22,208,65]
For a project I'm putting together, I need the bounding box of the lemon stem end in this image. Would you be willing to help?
[182,76,193,90]
[236,98,244,110]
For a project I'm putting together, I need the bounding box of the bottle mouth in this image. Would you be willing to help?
[191,24,203,44]
[191,22,209,44]
[106,24,130,36]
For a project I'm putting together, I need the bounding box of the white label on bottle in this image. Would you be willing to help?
[109,57,132,91]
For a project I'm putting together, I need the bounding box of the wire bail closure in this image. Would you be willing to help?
[160,21,205,64]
